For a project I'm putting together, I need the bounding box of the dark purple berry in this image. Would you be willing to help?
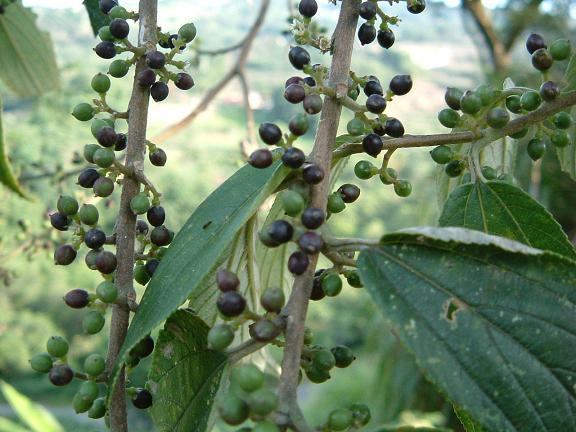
[366,94,386,114]
[282,147,306,169]
[248,149,273,168]
[288,251,309,275]
[389,75,413,95]
[49,365,74,386]
[362,133,383,157]
[267,220,294,244]
[217,269,240,292]
[249,319,281,342]
[289,46,311,70]
[532,48,554,71]
[298,0,318,17]
[95,251,117,274]
[359,1,377,19]
[145,259,159,277]
[284,84,306,104]
[85,229,106,250]
[217,291,246,317]
[539,81,560,102]
[303,94,323,114]
[146,51,166,69]
[136,220,149,235]
[55,245,77,265]
[151,82,169,102]
[302,164,324,185]
[50,213,70,231]
[115,133,127,151]
[109,18,129,39]
[96,126,118,147]
[526,33,547,54]
[358,23,376,45]
[149,148,167,166]
[301,207,325,229]
[298,232,323,254]
[64,289,90,309]
[285,76,304,87]
[130,335,154,359]
[94,41,116,59]
[407,0,426,14]
[385,118,405,137]
[310,274,326,300]
[147,206,165,227]
[132,389,153,409]
[175,73,194,90]
[150,226,171,246]
[364,80,383,97]
[338,184,360,203]
[137,69,156,87]
[98,0,117,14]
[303,76,316,87]
[259,123,282,145]
[377,29,395,49]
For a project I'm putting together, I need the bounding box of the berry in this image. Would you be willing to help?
[30,353,53,373]
[132,389,153,409]
[248,149,273,169]
[445,160,465,177]
[249,319,280,342]
[136,220,149,235]
[306,364,330,383]
[437,108,460,128]
[49,364,74,386]
[99,0,117,14]
[329,409,354,431]
[289,46,311,70]
[327,192,346,213]
[551,130,570,148]
[85,250,100,270]
[358,23,376,45]
[268,220,294,243]
[345,270,363,287]
[218,395,249,425]
[64,289,90,309]
[98,26,114,42]
[460,91,482,115]
[175,73,195,90]
[149,148,167,166]
[288,251,310,275]
[364,80,384,97]
[298,231,323,254]
[550,38,572,61]
[84,229,106,250]
[286,76,304,87]
[130,335,155,359]
[109,18,129,39]
[302,164,324,184]
[93,147,115,167]
[259,122,282,145]
[50,213,70,231]
[130,193,151,215]
[178,23,197,43]
[208,324,235,350]
[365,94,386,114]
[354,160,375,180]
[310,272,326,301]
[322,273,342,296]
[84,353,105,376]
[147,206,166,226]
[96,281,118,303]
[93,177,114,197]
[96,126,118,147]
[95,250,117,274]
[54,244,77,265]
[359,1,377,19]
[57,195,79,216]
[385,118,404,137]
[482,166,498,180]
[476,84,497,106]
[135,267,151,286]
[389,75,412,96]
[505,95,522,114]
[108,59,130,78]
[151,81,169,102]
[146,51,166,69]
[83,311,106,334]
[217,269,240,292]
[394,180,412,197]
[282,147,306,168]
[313,348,336,370]
[526,33,546,54]
[303,94,323,114]
[284,83,306,103]
[347,118,365,136]
[299,0,319,17]
[84,144,100,163]
[331,345,355,368]
[430,145,454,164]
[351,403,372,426]
[532,48,554,71]
[338,184,360,203]
[509,128,528,139]
[94,41,116,59]
[520,91,541,111]
[301,207,325,229]
[362,133,383,157]
[249,389,278,416]
[72,103,95,121]
[88,398,106,419]
[289,113,310,136]
[539,81,560,102]
[217,291,246,317]
[377,28,395,49]
[47,336,69,358]
[445,87,463,110]
[109,5,129,19]
[281,190,305,216]
[233,364,265,393]
[137,69,156,87]
[407,0,426,13]
[73,393,93,414]
[554,112,572,129]
[486,107,509,129]
[144,259,159,277]
[260,288,285,313]
[150,225,171,246]
[78,168,100,188]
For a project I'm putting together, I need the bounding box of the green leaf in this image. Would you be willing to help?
[358,227,576,432]
[148,310,227,432]
[0,417,29,432]
[0,381,63,432]
[83,0,111,36]
[110,162,288,398]
[439,181,576,259]
[0,96,27,198]
[0,3,59,97]
[374,427,451,432]
[454,406,486,432]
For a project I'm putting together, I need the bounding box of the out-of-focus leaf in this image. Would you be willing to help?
[83,0,111,36]
[0,96,27,198]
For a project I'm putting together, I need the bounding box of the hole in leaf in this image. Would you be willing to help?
[443,298,467,322]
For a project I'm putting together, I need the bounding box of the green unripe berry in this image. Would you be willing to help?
[498,173,515,183]
[73,392,93,414]
[329,408,353,431]
[57,195,79,216]
[84,353,105,376]
[46,336,69,358]
[476,84,497,106]
[218,395,249,426]
[249,389,278,416]
[481,166,497,180]
[78,381,99,401]
[437,108,460,128]
[109,5,128,19]
[460,92,482,115]
[281,190,305,216]
[98,26,115,41]
[130,193,151,215]
[178,23,197,43]
[303,327,314,345]
[508,128,528,139]
[354,160,376,180]
[445,160,465,178]
[79,204,99,226]
[527,138,546,161]
[486,107,509,129]
[93,148,115,168]
[208,324,235,350]
[331,345,355,368]
[554,112,572,129]
[430,145,454,164]
[321,273,342,297]
[84,144,100,163]
[72,103,95,121]
[29,353,53,373]
[344,270,363,288]
[93,177,115,197]
[350,403,371,426]
[305,365,330,383]
[520,91,541,111]
[88,398,106,419]
[327,192,346,214]
[232,364,264,393]
[134,264,150,285]
[108,59,130,78]
[83,311,105,335]
[379,167,397,185]
[260,288,285,313]
[346,118,364,136]
[550,38,572,61]
[505,95,522,114]
[289,113,309,136]
[394,180,412,197]
[96,281,118,303]
[313,348,336,371]
[253,420,280,432]
[551,130,570,148]
[91,73,111,93]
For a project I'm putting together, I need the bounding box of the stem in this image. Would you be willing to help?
[278,1,360,430]
[106,2,157,431]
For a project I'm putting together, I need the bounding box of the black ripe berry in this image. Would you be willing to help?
[84,229,107,250]
[150,226,171,246]
[532,48,554,71]
[301,207,325,229]
[95,251,117,274]
[362,133,383,157]
[115,133,127,151]
[282,147,306,169]
[217,291,246,317]
[146,51,166,69]
[50,213,70,231]
[109,18,129,39]
[217,269,240,292]
[289,46,311,70]
[358,23,376,45]
[130,335,155,359]
[389,75,413,95]
[364,80,383,97]
[149,148,167,166]
[259,122,282,145]
[248,149,273,169]
[94,41,116,59]
[526,33,547,54]
[136,220,149,235]
[288,251,310,275]
[64,289,90,309]
[147,206,165,227]
[132,389,153,409]
[385,118,405,137]
[49,364,74,386]
[284,84,306,104]
[55,245,77,265]
[377,28,395,49]
[285,76,304,87]
[407,0,426,14]
[151,82,169,102]
[359,1,377,20]
[298,231,324,254]
[540,81,560,102]
[445,87,463,110]
[268,220,294,244]
[78,168,100,188]
[366,94,386,114]
[98,0,117,14]
[137,69,156,87]
[302,164,324,185]
[303,76,316,87]
[298,0,318,18]
[338,184,361,203]
[144,259,159,277]
[175,73,194,90]
[96,126,118,148]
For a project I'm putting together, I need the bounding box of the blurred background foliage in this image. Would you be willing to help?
[0,0,574,430]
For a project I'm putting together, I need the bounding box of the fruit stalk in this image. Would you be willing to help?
[278,1,361,429]
[106,1,158,431]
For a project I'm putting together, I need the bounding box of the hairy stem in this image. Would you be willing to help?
[106,2,157,431]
